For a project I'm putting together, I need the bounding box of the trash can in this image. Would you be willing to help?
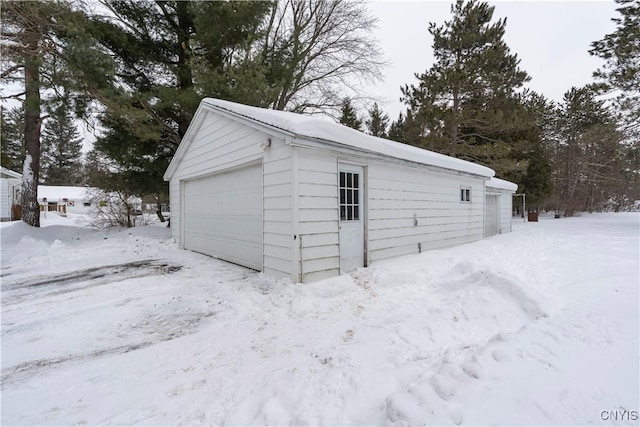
[527,211,539,222]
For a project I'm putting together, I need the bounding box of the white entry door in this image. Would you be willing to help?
[339,165,364,273]
[485,194,500,237]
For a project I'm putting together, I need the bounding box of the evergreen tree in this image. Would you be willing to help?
[0,106,25,172]
[365,103,389,137]
[1,1,59,227]
[40,104,84,185]
[78,1,271,219]
[400,0,531,177]
[339,98,362,130]
[387,112,405,142]
[1,1,105,226]
[518,91,557,208]
[553,87,624,215]
[590,0,640,129]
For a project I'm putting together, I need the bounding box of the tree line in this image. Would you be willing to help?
[339,0,638,215]
[1,0,638,227]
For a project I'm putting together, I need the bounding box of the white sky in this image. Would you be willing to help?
[366,0,619,119]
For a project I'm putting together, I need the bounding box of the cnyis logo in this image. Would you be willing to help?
[600,409,639,421]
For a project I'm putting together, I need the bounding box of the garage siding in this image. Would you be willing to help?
[262,142,295,279]
[368,162,484,263]
[297,149,340,283]
[500,195,512,233]
[169,112,294,277]
[1,179,10,221]
[487,187,514,234]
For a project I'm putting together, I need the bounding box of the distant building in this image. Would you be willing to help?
[1,167,21,221]
[37,185,94,215]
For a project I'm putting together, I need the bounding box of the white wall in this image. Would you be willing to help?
[367,161,485,263]
[294,147,487,281]
[1,179,10,220]
[500,191,513,233]
[486,186,515,234]
[296,148,341,282]
[169,110,295,279]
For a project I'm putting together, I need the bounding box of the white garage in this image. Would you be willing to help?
[183,162,263,270]
[164,98,518,283]
[486,177,518,236]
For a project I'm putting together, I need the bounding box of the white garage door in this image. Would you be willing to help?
[484,194,499,237]
[183,163,262,270]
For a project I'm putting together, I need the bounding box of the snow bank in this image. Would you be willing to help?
[1,213,638,426]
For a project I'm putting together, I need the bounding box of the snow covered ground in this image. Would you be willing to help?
[1,212,638,426]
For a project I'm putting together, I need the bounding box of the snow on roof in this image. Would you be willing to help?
[487,177,518,192]
[38,185,92,202]
[0,166,21,179]
[202,98,495,178]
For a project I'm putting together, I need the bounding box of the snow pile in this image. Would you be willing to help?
[1,213,638,426]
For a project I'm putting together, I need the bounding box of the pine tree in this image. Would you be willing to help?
[365,103,389,137]
[1,1,58,227]
[552,87,624,216]
[387,112,405,142]
[590,0,640,129]
[400,0,531,176]
[1,1,102,226]
[0,106,25,172]
[76,1,272,222]
[339,98,362,130]
[40,104,84,185]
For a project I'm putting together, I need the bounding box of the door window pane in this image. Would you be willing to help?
[339,171,361,222]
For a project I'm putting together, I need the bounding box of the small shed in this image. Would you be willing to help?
[1,166,21,221]
[485,177,518,236]
[164,98,516,283]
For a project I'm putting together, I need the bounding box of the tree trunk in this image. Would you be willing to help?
[155,195,165,222]
[21,55,42,227]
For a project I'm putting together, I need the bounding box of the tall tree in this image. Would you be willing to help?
[262,0,385,113]
[0,105,25,172]
[1,1,59,227]
[400,0,531,177]
[80,0,271,216]
[365,103,389,138]
[590,0,640,130]
[1,0,103,226]
[552,87,624,215]
[339,98,362,130]
[40,103,84,185]
[518,91,557,208]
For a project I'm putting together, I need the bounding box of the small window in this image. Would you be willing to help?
[339,171,360,221]
[460,187,471,203]
[83,202,91,207]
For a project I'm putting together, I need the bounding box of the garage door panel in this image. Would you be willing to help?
[183,163,263,270]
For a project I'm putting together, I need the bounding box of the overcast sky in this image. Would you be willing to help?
[366,0,619,119]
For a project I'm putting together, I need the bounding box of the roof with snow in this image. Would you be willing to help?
[1,166,21,180]
[487,177,518,192]
[170,98,495,178]
[38,185,92,202]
